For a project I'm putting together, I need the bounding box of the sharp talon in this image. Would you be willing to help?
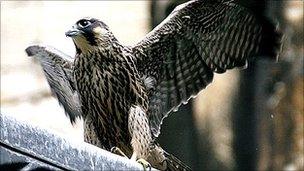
[110,146,127,158]
[110,147,116,153]
[137,158,151,171]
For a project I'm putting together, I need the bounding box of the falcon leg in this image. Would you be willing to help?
[131,152,137,161]
[111,147,151,170]
[131,152,151,171]
[137,158,152,171]
[128,106,153,170]
[110,146,128,158]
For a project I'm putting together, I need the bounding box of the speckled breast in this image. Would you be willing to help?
[73,54,134,152]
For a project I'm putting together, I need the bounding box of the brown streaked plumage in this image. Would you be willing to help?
[26,0,282,170]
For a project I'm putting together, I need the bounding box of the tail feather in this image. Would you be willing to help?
[164,151,191,171]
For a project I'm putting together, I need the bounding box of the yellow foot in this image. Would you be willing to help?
[137,158,151,171]
[110,147,127,158]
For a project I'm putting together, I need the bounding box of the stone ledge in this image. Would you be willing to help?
[0,113,149,170]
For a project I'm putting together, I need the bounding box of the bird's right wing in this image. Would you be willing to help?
[26,45,82,123]
[132,0,282,137]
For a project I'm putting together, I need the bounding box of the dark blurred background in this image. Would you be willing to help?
[153,0,303,170]
[1,1,303,170]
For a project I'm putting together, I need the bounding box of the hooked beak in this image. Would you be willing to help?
[65,27,82,37]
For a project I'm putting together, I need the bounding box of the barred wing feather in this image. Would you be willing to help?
[132,0,281,137]
[26,45,82,123]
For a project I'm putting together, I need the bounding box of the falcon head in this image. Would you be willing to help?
[65,17,113,54]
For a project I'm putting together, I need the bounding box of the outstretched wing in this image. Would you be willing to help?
[132,0,281,137]
[26,45,82,123]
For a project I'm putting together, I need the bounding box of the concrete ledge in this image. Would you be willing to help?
[0,113,146,170]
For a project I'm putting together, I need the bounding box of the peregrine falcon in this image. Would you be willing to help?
[26,0,281,170]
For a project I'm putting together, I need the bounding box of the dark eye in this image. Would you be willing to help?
[77,19,91,28]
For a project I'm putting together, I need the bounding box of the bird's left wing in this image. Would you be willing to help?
[132,0,282,137]
[26,45,82,123]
